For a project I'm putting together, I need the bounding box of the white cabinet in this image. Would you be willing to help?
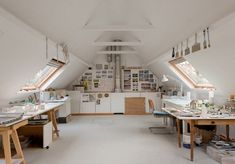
[84,102,96,113]
[140,92,161,113]
[80,101,96,113]
[122,69,157,92]
[43,121,53,148]
[155,92,162,111]
[110,93,125,113]
[67,91,81,114]
[80,93,96,113]
[95,93,111,113]
[77,92,160,114]
[140,92,149,113]
[125,92,141,97]
[58,98,71,117]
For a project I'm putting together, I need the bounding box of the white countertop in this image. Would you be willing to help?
[163,98,191,106]
[44,96,70,103]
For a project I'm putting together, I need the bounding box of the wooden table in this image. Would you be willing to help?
[0,103,63,164]
[0,120,28,164]
[163,107,235,161]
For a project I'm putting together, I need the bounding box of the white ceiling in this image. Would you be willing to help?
[0,0,235,64]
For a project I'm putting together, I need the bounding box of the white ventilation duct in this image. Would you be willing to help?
[106,46,112,63]
[106,40,122,92]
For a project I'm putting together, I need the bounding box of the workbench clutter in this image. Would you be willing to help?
[171,27,211,59]
[163,97,235,161]
[0,102,63,163]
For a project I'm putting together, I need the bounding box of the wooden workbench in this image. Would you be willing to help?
[0,103,63,164]
[163,106,235,161]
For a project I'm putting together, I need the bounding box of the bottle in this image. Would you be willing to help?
[201,103,208,118]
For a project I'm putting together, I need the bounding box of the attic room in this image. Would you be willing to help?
[1,0,235,163]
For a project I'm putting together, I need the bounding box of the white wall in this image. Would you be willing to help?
[49,55,87,89]
[68,53,145,90]
[148,12,235,137]
[0,7,87,107]
[92,54,143,67]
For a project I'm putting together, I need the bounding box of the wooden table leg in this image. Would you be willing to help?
[2,130,12,164]
[226,125,230,141]
[176,119,181,148]
[190,120,195,161]
[11,129,26,164]
[48,110,59,137]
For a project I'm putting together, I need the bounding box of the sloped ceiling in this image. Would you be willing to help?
[0,7,88,106]
[0,0,235,64]
[186,12,235,97]
[48,55,87,89]
[148,11,235,102]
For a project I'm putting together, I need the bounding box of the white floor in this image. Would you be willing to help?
[23,115,217,164]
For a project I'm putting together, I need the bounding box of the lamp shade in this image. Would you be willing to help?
[161,74,169,82]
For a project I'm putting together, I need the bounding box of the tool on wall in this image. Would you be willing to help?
[203,29,207,49]
[180,42,183,57]
[175,45,179,58]
[185,38,190,55]
[61,43,70,64]
[172,47,175,58]
[170,27,212,58]
[192,33,201,53]
[207,27,211,48]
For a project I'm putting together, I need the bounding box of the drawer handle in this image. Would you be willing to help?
[211,121,215,124]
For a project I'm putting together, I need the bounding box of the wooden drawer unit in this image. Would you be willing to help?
[125,97,145,115]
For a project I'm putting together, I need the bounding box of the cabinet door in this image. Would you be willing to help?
[110,93,125,113]
[80,102,87,113]
[148,92,161,111]
[58,100,71,117]
[67,91,80,114]
[43,121,52,148]
[85,102,96,113]
[140,92,149,113]
[96,96,111,113]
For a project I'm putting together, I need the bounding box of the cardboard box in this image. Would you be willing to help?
[207,146,234,163]
[222,156,235,164]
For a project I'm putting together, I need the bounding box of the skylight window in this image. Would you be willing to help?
[21,59,65,91]
[169,57,214,89]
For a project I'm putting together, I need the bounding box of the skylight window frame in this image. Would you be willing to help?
[21,59,65,91]
[169,57,214,90]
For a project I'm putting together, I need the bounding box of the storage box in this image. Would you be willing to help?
[18,121,52,148]
[198,129,214,144]
[207,146,235,163]
[222,156,235,164]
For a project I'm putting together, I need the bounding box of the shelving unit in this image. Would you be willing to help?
[123,70,131,91]
[122,69,157,92]
[132,70,139,91]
